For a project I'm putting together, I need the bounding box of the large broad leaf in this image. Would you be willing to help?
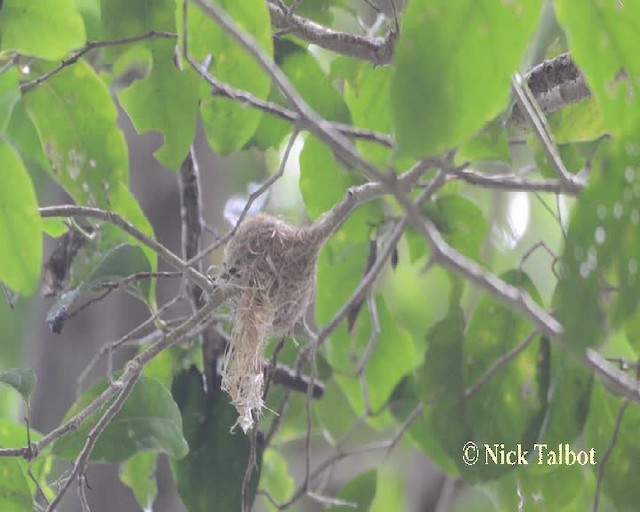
[0,459,32,511]
[0,368,36,403]
[171,367,262,512]
[0,0,86,60]
[24,63,157,279]
[556,136,640,351]
[105,0,199,170]
[0,141,42,296]
[53,375,188,463]
[415,308,472,475]
[392,0,543,157]
[554,0,640,137]
[463,270,549,481]
[23,60,128,205]
[0,68,20,133]
[585,384,640,511]
[119,56,200,170]
[178,0,273,155]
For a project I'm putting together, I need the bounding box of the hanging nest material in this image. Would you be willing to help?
[219,214,323,432]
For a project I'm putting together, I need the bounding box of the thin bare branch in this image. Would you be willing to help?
[21,31,177,93]
[268,2,396,66]
[465,330,539,399]
[39,205,214,294]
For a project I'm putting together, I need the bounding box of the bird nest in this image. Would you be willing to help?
[219,214,323,432]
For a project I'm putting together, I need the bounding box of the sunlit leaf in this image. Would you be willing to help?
[119,452,158,510]
[0,0,85,60]
[392,0,543,157]
[179,0,273,155]
[0,141,42,296]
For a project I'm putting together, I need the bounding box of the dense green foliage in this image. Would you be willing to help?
[0,0,639,511]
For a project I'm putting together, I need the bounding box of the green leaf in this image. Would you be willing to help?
[179,0,273,155]
[554,0,640,137]
[171,367,262,512]
[342,59,393,165]
[0,419,50,502]
[392,0,543,157]
[300,135,381,246]
[41,218,69,239]
[423,194,489,262]
[0,68,20,132]
[254,41,350,150]
[463,270,548,480]
[0,459,32,511]
[585,384,640,511]
[0,368,36,403]
[45,243,152,334]
[548,99,608,144]
[4,101,51,173]
[119,452,158,510]
[119,56,199,170]
[107,0,200,171]
[330,470,376,511]
[316,240,417,421]
[24,63,158,279]
[53,375,188,462]
[0,0,86,60]
[23,60,128,207]
[415,307,472,474]
[0,141,42,296]
[556,136,640,351]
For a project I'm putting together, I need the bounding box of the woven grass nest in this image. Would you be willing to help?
[219,214,324,432]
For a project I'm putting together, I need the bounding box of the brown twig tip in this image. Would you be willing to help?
[219,214,322,432]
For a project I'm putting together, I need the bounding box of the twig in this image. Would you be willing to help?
[188,127,301,265]
[465,330,539,399]
[593,399,630,512]
[512,73,582,193]
[20,31,177,92]
[278,402,424,509]
[310,171,446,353]
[76,294,184,397]
[65,271,180,322]
[46,361,143,510]
[182,2,392,148]
[268,2,396,66]
[0,297,224,460]
[448,167,583,196]
[39,205,214,294]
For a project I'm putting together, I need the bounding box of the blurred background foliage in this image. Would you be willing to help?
[0,0,639,511]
